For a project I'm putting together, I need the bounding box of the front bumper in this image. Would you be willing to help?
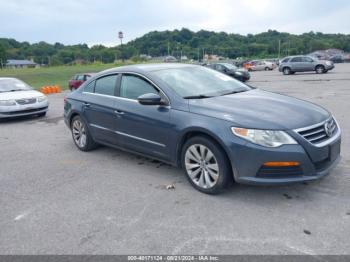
[0,102,49,118]
[227,135,341,185]
[325,64,335,71]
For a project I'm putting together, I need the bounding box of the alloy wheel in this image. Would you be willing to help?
[72,119,87,148]
[316,66,324,74]
[185,144,219,189]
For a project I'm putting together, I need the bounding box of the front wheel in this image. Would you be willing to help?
[315,65,325,74]
[181,136,233,194]
[71,115,97,151]
[283,67,291,75]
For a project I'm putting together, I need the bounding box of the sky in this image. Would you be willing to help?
[0,0,349,47]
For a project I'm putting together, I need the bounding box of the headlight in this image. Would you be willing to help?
[231,127,297,147]
[235,71,243,76]
[0,100,16,106]
[37,96,47,102]
[326,61,332,66]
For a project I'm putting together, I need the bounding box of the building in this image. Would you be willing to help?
[6,59,38,69]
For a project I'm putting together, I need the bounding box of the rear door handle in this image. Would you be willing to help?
[84,102,90,107]
[114,110,124,115]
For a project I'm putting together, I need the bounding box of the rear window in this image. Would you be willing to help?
[77,75,85,81]
[281,58,290,63]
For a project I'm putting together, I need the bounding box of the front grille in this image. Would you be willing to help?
[297,118,337,145]
[2,106,48,115]
[16,98,37,105]
[256,165,303,178]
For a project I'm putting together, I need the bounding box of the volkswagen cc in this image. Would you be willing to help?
[64,64,341,194]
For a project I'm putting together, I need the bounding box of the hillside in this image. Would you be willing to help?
[1,29,350,66]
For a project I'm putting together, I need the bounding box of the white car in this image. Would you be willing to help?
[0,78,49,118]
[249,60,276,71]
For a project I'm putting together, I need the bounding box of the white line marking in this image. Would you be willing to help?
[14,212,29,221]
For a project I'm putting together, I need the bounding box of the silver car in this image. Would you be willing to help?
[0,78,49,118]
[278,55,334,75]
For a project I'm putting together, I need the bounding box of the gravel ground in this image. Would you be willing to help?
[0,64,349,255]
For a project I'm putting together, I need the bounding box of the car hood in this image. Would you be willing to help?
[188,89,330,130]
[0,90,44,100]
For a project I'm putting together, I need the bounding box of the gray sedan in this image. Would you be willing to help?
[64,64,341,194]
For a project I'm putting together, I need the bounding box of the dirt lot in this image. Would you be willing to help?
[0,64,349,255]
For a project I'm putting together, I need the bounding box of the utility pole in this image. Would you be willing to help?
[278,39,281,58]
[118,31,124,62]
[167,42,170,56]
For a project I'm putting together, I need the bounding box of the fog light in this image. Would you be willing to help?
[263,161,300,167]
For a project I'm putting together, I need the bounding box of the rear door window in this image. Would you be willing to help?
[302,57,314,62]
[84,81,95,93]
[290,57,302,62]
[94,75,118,96]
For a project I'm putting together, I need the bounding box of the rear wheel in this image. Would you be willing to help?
[315,65,325,74]
[71,115,97,151]
[265,67,270,71]
[283,67,291,75]
[181,136,233,194]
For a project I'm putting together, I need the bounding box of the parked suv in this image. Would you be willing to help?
[279,56,334,75]
[64,64,341,194]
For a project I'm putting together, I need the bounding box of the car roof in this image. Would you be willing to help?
[101,63,198,74]
[0,77,19,80]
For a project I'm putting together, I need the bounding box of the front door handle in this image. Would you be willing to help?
[114,110,124,115]
[84,102,90,107]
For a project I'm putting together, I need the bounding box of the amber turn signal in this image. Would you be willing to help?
[263,161,300,167]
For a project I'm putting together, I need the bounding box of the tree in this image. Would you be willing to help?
[0,43,7,69]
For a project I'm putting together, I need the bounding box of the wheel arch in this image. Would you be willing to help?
[315,64,325,69]
[175,128,232,170]
[69,111,81,127]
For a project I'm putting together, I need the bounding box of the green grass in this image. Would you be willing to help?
[0,63,129,90]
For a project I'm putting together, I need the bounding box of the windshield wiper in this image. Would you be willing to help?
[7,89,28,92]
[183,94,214,99]
[219,90,247,96]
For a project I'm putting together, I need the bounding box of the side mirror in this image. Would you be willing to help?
[137,93,164,106]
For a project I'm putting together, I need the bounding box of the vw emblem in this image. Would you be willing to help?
[324,121,333,137]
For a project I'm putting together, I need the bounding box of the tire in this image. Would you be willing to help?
[181,136,233,194]
[71,115,97,151]
[265,67,270,71]
[37,112,46,117]
[283,67,291,75]
[315,65,325,74]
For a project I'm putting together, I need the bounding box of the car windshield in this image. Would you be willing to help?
[0,78,32,92]
[152,66,251,98]
[221,63,237,70]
